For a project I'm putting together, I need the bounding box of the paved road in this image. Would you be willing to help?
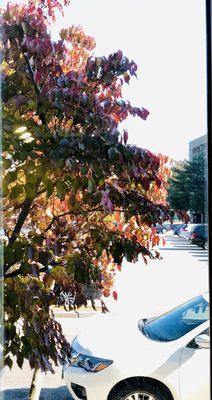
[105,233,208,316]
[1,233,209,399]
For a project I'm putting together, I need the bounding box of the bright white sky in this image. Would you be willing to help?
[4,0,207,160]
[54,0,207,161]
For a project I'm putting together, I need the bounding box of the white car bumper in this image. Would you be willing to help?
[63,362,122,400]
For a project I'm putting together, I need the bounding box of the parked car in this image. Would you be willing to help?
[155,224,169,234]
[172,223,187,235]
[178,224,200,240]
[190,224,208,249]
[64,292,209,400]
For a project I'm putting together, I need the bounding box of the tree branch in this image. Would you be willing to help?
[5,265,48,278]
[10,188,47,212]
[4,176,43,274]
[23,53,46,125]
[8,198,34,246]
[23,53,40,96]
[44,206,103,232]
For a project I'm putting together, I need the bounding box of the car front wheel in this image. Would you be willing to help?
[124,393,157,400]
[109,381,171,400]
[204,242,208,250]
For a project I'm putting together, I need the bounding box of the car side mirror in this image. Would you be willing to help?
[195,334,210,349]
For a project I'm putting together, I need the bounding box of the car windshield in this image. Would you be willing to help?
[139,295,209,342]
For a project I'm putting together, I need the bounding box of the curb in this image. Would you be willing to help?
[52,310,100,319]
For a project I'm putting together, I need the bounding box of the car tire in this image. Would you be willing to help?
[109,380,172,400]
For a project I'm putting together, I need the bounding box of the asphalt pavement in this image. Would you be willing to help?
[1,233,209,399]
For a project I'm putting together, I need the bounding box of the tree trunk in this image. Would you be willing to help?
[28,367,43,400]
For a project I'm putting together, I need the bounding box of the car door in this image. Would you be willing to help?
[179,327,210,400]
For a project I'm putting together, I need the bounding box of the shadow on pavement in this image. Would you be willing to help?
[1,386,72,400]
[189,253,208,257]
[188,250,207,253]
[187,250,208,263]
[160,235,208,264]
[160,247,196,251]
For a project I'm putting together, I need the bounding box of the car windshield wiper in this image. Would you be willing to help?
[138,318,148,329]
[138,316,157,329]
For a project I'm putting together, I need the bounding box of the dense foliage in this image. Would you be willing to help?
[1,0,182,374]
[168,154,206,222]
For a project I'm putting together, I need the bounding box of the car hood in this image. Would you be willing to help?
[72,313,181,372]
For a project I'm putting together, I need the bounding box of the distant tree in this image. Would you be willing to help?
[168,154,206,222]
[167,165,190,211]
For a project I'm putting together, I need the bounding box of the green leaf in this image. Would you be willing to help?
[24,182,36,198]
[87,179,96,194]
[99,178,105,187]
[35,165,46,178]
[72,178,79,194]
[5,245,22,265]
[3,158,12,170]
[27,173,38,185]
[56,181,67,200]
[4,356,13,370]
[108,147,120,160]
[3,181,9,197]
[14,110,20,119]
[45,180,54,197]
[5,170,17,184]
[33,126,50,140]
[81,176,88,189]
[17,353,24,369]
[10,185,23,199]
[18,151,29,161]
[81,165,88,175]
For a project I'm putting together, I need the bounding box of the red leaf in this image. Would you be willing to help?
[34,71,43,84]
[155,176,162,187]
[142,254,148,265]
[112,291,118,300]
[116,264,122,272]
[141,177,150,191]
[123,72,130,84]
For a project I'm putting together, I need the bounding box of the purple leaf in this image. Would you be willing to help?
[101,190,114,212]
[123,129,128,145]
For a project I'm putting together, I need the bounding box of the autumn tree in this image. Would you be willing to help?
[168,154,206,222]
[1,0,183,397]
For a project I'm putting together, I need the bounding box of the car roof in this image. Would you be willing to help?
[188,223,200,226]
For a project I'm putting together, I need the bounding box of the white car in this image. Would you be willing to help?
[178,224,199,240]
[64,292,209,400]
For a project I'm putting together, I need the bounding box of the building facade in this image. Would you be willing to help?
[189,134,207,161]
[189,134,208,223]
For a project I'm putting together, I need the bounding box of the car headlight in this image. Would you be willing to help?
[70,340,113,373]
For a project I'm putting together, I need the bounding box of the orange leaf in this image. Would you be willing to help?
[114,211,121,223]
